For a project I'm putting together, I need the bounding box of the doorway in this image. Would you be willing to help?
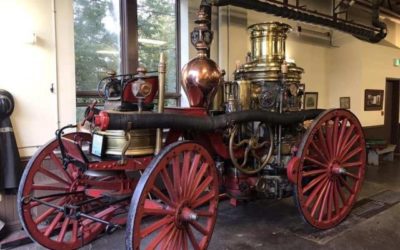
[384,79,400,152]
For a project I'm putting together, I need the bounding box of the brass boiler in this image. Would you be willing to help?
[97,111,156,156]
[234,22,304,111]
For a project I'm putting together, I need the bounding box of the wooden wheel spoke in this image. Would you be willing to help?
[305,178,329,208]
[71,220,78,243]
[336,118,348,156]
[340,124,355,153]
[172,156,181,197]
[188,163,209,200]
[161,169,176,202]
[305,156,327,168]
[341,146,363,163]
[302,169,327,177]
[181,151,191,197]
[327,181,334,220]
[332,117,340,157]
[342,161,363,168]
[339,176,354,194]
[162,227,178,249]
[195,210,214,217]
[336,179,347,205]
[56,217,71,242]
[332,179,340,215]
[186,224,200,250]
[182,229,189,250]
[49,152,73,182]
[44,212,64,237]
[310,141,329,163]
[339,133,360,159]
[38,168,71,186]
[145,222,174,250]
[192,191,216,209]
[189,221,209,235]
[191,176,213,203]
[140,216,174,238]
[185,153,201,198]
[143,199,175,216]
[344,171,360,180]
[311,181,330,218]
[318,182,332,222]
[325,122,334,158]
[151,186,175,207]
[317,129,331,159]
[302,173,327,194]
[34,199,66,225]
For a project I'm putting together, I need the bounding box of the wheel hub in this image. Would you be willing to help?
[174,200,198,228]
[329,161,346,177]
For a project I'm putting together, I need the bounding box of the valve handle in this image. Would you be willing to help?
[81,101,98,126]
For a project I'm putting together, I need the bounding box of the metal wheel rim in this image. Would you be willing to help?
[295,109,366,229]
[126,141,219,250]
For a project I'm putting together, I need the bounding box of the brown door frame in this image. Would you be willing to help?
[384,78,400,151]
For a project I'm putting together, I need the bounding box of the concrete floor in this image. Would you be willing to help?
[14,157,400,250]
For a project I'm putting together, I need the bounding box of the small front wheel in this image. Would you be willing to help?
[126,141,219,249]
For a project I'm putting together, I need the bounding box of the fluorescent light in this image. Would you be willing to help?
[96,50,119,55]
[138,38,167,46]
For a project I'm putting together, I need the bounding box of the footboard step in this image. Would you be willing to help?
[289,190,400,245]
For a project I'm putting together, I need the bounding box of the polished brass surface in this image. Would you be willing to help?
[248,22,291,63]
[181,6,222,109]
[97,129,156,156]
[228,122,274,174]
[237,79,251,110]
[156,53,166,154]
[234,22,304,111]
[235,22,304,83]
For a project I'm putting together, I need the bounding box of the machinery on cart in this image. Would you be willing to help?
[18,2,366,250]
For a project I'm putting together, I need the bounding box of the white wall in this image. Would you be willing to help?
[0,0,75,156]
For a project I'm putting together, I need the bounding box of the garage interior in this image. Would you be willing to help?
[1,0,400,249]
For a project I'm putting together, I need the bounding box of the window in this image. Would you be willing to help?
[74,0,180,120]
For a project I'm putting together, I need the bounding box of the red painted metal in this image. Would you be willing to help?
[294,109,366,229]
[17,133,131,249]
[94,111,110,131]
[286,156,300,184]
[122,76,159,104]
[126,141,219,250]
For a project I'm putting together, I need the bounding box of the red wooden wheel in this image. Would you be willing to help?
[18,133,126,249]
[126,141,219,250]
[295,109,366,229]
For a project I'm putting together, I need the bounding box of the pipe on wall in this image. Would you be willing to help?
[211,0,387,43]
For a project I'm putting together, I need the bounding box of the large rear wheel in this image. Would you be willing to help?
[295,109,366,229]
[126,141,219,249]
[18,133,128,249]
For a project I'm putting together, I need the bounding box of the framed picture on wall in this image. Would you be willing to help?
[364,89,384,111]
[340,97,350,109]
[304,92,318,110]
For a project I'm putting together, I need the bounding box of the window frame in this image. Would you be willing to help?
[76,0,181,109]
